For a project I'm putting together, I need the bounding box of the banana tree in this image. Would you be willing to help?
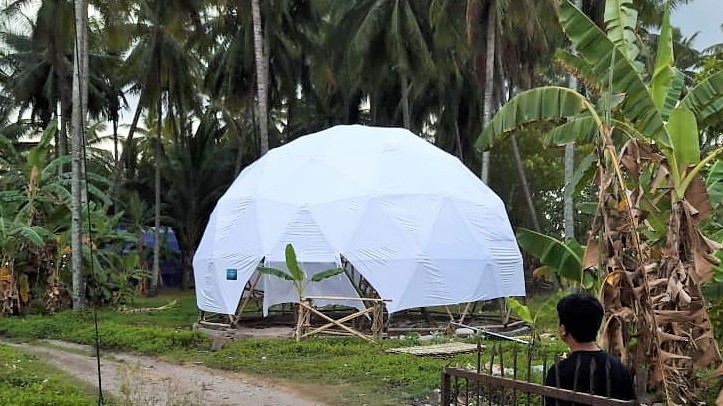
[0,205,51,315]
[516,228,597,289]
[258,244,344,340]
[258,244,345,304]
[476,0,723,402]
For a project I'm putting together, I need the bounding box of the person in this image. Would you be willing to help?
[544,292,636,405]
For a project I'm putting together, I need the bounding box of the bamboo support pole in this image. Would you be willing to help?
[235,273,262,321]
[298,301,374,341]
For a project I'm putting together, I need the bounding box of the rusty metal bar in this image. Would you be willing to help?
[513,344,518,405]
[526,345,533,406]
[499,343,505,404]
[488,345,495,405]
[441,369,451,406]
[442,368,637,406]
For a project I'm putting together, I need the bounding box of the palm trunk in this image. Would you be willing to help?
[510,134,540,231]
[480,6,495,183]
[70,0,87,310]
[113,89,145,176]
[79,1,89,206]
[401,74,411,129]
[150,52,162,297]
[251,0,269,155]
[563,0,582,241]
[453,102,463,159]
[564,77,577,240]
[107,89,145,208]
[112,118,119,165]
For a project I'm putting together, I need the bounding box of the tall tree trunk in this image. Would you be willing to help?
[116,91,145,174]
[480,6,495,183]
[251,0,269,155]
[79,1,89,206]
[401,74,411,129]
[453,102,463,159]
[112,118,119,165]
[510,134,540,231]
[564,78,578,241]
[70,0,87,310]
[150,54,162,297]
[106,89,145,208]
[564,0,581,241]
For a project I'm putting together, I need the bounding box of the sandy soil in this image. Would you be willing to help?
[3,340,325,406]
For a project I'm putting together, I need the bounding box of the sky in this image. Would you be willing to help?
[672,0,722,50]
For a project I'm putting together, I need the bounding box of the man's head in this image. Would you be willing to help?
[556,292,604,344]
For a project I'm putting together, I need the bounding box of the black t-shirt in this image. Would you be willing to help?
[544,350,636,406]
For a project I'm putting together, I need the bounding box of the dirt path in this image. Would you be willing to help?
[3,340,325,406]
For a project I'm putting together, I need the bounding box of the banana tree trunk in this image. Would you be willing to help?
[480,5,495,183]
[70,0,87,310]
[251,0,269,155]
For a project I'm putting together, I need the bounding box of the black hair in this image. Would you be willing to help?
[557,292,604,343]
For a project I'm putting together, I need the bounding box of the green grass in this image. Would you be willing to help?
[0,343,105,406]
[0,290,570,406]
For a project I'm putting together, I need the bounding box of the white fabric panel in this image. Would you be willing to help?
[261,261,365,316]
[194,125,525,315]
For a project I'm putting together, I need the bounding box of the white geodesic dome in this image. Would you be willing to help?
[194,125,525,315]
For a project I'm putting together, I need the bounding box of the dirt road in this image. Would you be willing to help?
[4,340,325,406]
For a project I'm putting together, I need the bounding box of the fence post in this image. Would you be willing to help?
[441,369,451,406]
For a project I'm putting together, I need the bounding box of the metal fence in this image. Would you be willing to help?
[439,342,637,406]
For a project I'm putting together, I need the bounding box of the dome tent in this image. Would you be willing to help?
[193,125,524,316]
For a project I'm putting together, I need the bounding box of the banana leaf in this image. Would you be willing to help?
[24,121,57,177]
[604,0,642,71]
[680,71,723,130]
[706,160,723,207]
[650,2,675,110]
[284,243,305,282]
[477,87,592,149]
[558,0,670,147]
[516,228,584,285]
[507,297,533,325]
[565,152,598,198]
[556,50,603,92]
[667,108,701,176]
[545,115,598,146]
[16,225,49,247]
[311,268,344,282]
[257,267,294,281]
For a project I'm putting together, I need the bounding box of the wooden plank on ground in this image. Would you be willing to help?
[386,342,481,357]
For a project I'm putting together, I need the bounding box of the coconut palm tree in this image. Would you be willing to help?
[332,0,434,131]
[250,0,268,154]
[117,0,202,295]
[162,111,236,289]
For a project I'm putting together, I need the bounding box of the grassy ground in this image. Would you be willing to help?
[0,290,569,406]
[0,343,107,406]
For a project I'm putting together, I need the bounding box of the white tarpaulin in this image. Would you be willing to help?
[194,125,525,315]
